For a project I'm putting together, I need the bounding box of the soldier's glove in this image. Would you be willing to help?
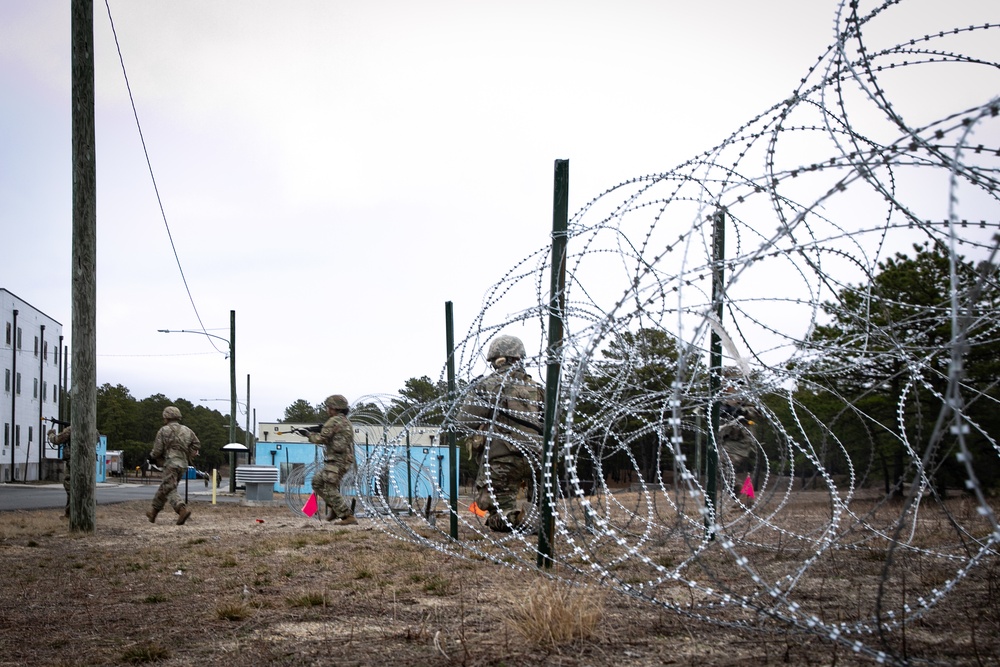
[465,433,486,460]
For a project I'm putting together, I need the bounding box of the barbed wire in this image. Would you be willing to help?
[284,1,998,662]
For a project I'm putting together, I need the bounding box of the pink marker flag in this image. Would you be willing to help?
[740,475,755,499]
[301,492,319,517]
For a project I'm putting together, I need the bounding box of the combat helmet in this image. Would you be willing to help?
[324,394,349,411]
[487,334,526,362]
[162,406,182,421]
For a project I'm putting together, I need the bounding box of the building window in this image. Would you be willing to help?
[16,328,22,350]
[4,322,9,345]
[42,381,47,403]
[28,426,33,443]
[43,341,48,361]
[4,369,8,392]
[33,378,38,399]
[16,373,21,395]
[15,425,20,448]
[3,423,8,448]
[34,336,39,357]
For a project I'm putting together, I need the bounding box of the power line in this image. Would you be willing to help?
[97,352,220,358]
[102,1,224,356]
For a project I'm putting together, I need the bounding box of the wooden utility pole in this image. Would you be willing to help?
[70,0,98,532]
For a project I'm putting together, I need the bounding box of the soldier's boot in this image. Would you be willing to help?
[511,509,539,535]
[146,507,159,523]
[334,515,357,526]
[325,506,336,522]
[176,505,192,525]
[485,511,513,533]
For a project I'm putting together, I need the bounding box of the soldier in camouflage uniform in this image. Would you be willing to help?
[458,334,544,533]
[46,425,72,517]
[147,406,200,525]
[309,394,357,525]
[717,370,760,478]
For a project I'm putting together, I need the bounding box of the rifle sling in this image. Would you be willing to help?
[495,410,543,436]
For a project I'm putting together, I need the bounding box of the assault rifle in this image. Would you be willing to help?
[44,417,71,458]
[275,424,323,437]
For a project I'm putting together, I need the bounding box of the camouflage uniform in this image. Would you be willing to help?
[718,388,759,476]
[458,335,544,533]
[47,427,71,517]
[309,395,357,524]
[148,406,200,525]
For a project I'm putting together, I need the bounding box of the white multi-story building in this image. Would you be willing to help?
[1,289,64,483]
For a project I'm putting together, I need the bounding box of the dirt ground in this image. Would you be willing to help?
[0,494,997,667]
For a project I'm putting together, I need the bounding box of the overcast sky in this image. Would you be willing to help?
[1,1,995,428]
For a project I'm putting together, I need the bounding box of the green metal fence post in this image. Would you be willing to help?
[538,159,569,568]
[445,301,459,540]
[706,208,726,539]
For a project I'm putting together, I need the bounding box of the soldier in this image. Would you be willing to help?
[46,424,72,517]
[458,334,544,533]
[147,406,200,525]
[717,370,760,479]
[308,394,357,525]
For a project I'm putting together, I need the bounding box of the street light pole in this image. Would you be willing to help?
[244,374,252,462]
[229,309,237,455]
[158,308,238,491]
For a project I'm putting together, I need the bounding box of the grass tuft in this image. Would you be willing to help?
[287,591,326,607]
[121,641,170,664]
[504,578,604,648]
[421,573,451,596]
[216,602,253,620]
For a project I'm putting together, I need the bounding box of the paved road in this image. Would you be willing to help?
[0,478,241,512]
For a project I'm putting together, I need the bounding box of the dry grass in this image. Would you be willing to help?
[0,496,997,666]
[505,578,604,647]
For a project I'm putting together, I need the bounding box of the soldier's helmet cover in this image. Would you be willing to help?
[162,406,182,421]
[324,394,349,411]
[487,335,526,362]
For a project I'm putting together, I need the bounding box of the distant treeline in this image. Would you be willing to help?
[94,384,248,473]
